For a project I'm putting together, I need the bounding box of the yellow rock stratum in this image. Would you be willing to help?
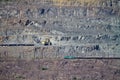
[52,0,100,6]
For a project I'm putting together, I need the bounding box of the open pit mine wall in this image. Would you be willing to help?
[0,0,120,59]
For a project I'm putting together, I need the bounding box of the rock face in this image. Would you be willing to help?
[0,0,120,58]
[0,1,120,80]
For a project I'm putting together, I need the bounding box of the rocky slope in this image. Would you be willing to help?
[0,0,120,58]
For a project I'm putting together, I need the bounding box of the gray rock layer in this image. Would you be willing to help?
[0,0,120,58]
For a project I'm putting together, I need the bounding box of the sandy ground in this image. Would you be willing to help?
[0,58,120,80]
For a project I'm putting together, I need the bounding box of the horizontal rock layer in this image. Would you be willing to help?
[0,0,120,58]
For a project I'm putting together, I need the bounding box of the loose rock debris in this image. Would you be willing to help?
[0,0,120,79]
